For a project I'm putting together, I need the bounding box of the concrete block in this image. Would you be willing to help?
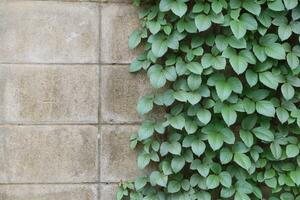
[0,1,99,63]
[0,125,98,183]
[100,125,145,182]
[100,65,154,123]
[0,64,98,123]
[100,3,140,64]
[100,184,118,200]
[0,184,97,200]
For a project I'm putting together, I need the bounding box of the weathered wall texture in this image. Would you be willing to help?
[0,1,145,199]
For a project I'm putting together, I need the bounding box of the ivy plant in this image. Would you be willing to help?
[118,0,300,199]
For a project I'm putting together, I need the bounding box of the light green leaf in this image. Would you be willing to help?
[240,130,254,147]
[137,152,151,169]
[197,109,212,124]
[268,0,285,11]
[150,171,168,187]
[242,1,261,15]
[229,54,248,74]
[259,71,279,90]
[278,24,292,41]
[230,20,247,39]
[290,169,300,185]
[186,62,203,75]
[167,180,181,193]
[171,156,185,173]
[284,0,298,10]
[270,142,282,159]
[220,148,233,164]
[256,100,275,117]
[286,144,299,158]
[135,176,148,190]
[264,43,286,60]
[169,141,182,155]
[234,153,252,171]
[152,40,168,57]
[138,121,155,140]
[171,0,187,17]
[219,171,232,188]
[168,114,185,130]
[187,74,202,90]
[281,83,295,100]
[195,14,212,32]
[137,95,153,115]
[287,52,299,69]
[129,29,142,49]
[191,140,206,156]
[276,107,289,123]
[148,65,167,88]
[252,126,274,142]
[246,69,258,87]
[221,105,237,126]
[208,131,224,150]
[206,175,220,189]
[216,81,232,101]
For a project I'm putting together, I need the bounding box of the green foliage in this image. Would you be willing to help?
[119,0,300,199]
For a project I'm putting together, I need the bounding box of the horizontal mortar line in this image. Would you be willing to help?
[13,0,132,4]
[0,122,100,126]
[0,182,101,186]
[0,63,131,66]
[100,122,142,125]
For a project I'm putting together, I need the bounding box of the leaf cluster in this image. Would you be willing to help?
[119,0,300,199]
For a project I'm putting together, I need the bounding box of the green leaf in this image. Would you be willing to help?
[219,171,232,188]
[220,148,233,164]
[259,71,279,89]
[129,29,142,49]
[147,21,161,34]
[208,131,224,150]
[150,171,168,187]
[268,0,285,11]
[195,14,212,32]
[246,69,258,87]
[187,74,202,90]
[137,152,151,169]
[270,142,282,159]
[235,192,251,200]
[135,176,148,190]
[138,121,155,140]
[137,95,153,115]
[287,52,300,69]
[216,81,232,101]
[252,126,274,142]
[167,180,181,193]
[197,109,212,124]
[148,65,167,88]
[240,130,254,147]
[242,1,261,15]
[286,144,299,158]
[283,0,298,10]
[186,62,203,75]
[152,40,168,57]
[230,20,247,39]
[265,43,286,60]
[229,54,248,74]
[279,24,292,41]
[191,140,206,156]
[206,175,220,189]
[171,0,187,17]
[169,141,182,155]
[276,107,289,123]
[168,114,185,130]
[234,153,252,171]
[221,105,237,126]
[281,83,295,100]
[256,100,275,117]
[171,156,185,173]
[290,169,300,185]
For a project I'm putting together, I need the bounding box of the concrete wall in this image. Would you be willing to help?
[0,1,145,199]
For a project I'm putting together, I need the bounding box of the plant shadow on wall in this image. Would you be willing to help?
[117,0,300,199]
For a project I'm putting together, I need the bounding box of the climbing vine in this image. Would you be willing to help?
[117,0,300,199]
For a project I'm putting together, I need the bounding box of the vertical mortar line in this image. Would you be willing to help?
[97,2,102,200]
